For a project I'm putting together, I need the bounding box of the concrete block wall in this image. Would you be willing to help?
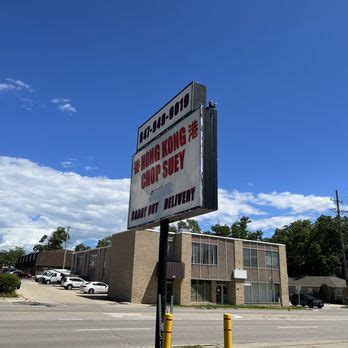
[108,230,136,302]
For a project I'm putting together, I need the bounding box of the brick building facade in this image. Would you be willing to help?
[71,229,289,306]
[16,250,73,275]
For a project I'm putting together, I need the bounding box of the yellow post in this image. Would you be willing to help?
[162,313,173,348]
[224,313,232,348]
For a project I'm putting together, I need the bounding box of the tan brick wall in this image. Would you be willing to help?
[108,230,136,302]
[232,240,245,304]
[36,250,73,269]
[279,245,289,306]
[175,233,192,305]
[131,230,159,304]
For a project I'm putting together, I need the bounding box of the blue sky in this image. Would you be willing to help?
[1,1,347,249]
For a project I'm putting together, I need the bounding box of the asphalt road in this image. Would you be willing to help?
[1,280,348,347]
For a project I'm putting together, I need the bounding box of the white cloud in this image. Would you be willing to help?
[51,98,70,104]
[0,156,129,250]
[0,82,15,92]
[61,160,76,169]
[6,78,33,93]
[58,103,76,113]
[51,98,76,113]
[0,156,335,250]
[249,215,311,231]
[84,166,99,171]
[253,192,331,213]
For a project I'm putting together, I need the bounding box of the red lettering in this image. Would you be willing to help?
[141,164,161,189]
[141,144,160,171]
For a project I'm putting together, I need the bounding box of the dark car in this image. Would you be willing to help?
[290,294,324,308]
[11,270,32,278]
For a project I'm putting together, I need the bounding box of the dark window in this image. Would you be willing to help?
[167,240,175,261]
[266,251,279,269]
[191,280,211,302]
[244,282,280,304]
[192,243,217,265]
[243,248,258,268]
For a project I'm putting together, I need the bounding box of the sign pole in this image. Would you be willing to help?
[155,218,169,348]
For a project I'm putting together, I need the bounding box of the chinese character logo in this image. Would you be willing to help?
[188,120,199,141]
[133,159,140,175]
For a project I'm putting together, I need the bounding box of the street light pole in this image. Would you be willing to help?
[62,226,70,269]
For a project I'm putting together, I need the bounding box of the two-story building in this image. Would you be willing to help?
[71,229,289,306]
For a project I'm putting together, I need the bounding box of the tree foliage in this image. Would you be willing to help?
[174,219,201,233]
[96,236,112,248]
[211,217,263,240]
[74,243,91,252]
[33,227,69,252]
[0,247,25,267]
[319,284,331,303]
[0,274,21,294]
[270,215,347,278]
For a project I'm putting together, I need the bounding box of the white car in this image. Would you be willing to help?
[61,277,86,290]
[35,271,52,282]
[81,281,108,294]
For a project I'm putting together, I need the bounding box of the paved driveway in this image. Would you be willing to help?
[17,279,115,305]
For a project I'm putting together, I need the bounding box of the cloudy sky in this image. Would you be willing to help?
[1,1,348,250]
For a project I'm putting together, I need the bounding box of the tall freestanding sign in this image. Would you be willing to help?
[128,82,218,347]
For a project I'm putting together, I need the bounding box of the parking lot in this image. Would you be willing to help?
[17,279,113,305]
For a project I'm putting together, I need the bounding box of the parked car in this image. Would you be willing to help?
[11,270,32,278]
[61,277,86,290]
[41,269,71,284]
[3,267,17,274]
[80,281,108,294]
[290,294,324,308]
[35,271,52,282]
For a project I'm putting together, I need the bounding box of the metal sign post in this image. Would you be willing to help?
[155,219,169,348]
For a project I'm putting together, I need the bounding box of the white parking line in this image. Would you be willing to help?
[75,328,152,332]
[58,318,84,321]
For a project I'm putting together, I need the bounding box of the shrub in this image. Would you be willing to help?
[0,274,21,294]
[319,284,331,303]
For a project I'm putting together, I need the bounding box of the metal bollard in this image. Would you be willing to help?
[223,313,232,348]
[162,313,173,348]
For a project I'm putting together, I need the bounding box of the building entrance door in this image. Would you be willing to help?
[216,283,227,304]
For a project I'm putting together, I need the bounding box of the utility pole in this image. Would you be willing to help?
[62,226,70,269]
[332,190,347,285]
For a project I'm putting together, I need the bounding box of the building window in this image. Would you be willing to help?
[167,240,175,261]
[191,280,211,302]
[243,248,258,268]
[244,282,280,303]
[192,243,217,265]
[266,251,279,269]
[89,254,97,269]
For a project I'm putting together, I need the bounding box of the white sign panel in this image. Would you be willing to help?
[233,269,247,280]
[136,82,206,151]
[128,109,203,229]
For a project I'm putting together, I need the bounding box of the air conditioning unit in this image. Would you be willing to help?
[233,269,247,280]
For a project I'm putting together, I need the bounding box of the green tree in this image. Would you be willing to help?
[319,284,331,303]
[0,247,25,267]
[186,219,201,233]
[211,224,230,237]
[211,217,263,240]
[33,227,69,252]
[168,224,177,232]
[74,243,91,252]
[177,221,188,231]
[96,236,112,248]
[271,216,345,278]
